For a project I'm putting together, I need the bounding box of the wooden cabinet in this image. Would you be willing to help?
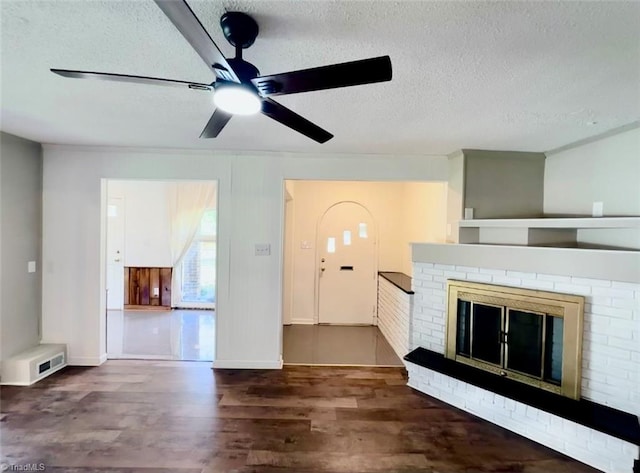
[124,267,172,308]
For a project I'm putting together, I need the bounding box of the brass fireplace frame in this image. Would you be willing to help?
[445,280,584,399]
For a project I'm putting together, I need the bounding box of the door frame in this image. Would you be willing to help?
[313,200,379,325]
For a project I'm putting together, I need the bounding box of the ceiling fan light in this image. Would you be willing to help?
[213,84,261,115]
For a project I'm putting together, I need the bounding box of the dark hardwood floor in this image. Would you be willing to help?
[0,361,598,472]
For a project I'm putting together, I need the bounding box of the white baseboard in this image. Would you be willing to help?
[290,318,315,325]
[68,354,107,366]
[212,359,283,369]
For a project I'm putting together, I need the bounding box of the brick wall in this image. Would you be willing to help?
[411,262,640,416]
[377,276,412,359]
[406,361,639,473]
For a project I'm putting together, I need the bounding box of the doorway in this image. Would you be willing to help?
[104,179,217,361]
[281,179,424,366]
[281,179,447,366]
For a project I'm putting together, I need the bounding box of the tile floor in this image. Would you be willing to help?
[107,309,215,361]
[107,311,402,367]
[283,324,403,366]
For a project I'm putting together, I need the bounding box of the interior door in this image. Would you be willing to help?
[318,202,376,325]
[106,197,125,309]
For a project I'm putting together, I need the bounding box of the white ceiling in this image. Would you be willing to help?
[1,0,639,155]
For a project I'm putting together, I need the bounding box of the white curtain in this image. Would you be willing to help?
[167,181,216,267]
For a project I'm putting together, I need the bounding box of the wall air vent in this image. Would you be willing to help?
[1,344,68,386]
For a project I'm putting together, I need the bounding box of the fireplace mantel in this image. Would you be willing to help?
[412,243,640,283]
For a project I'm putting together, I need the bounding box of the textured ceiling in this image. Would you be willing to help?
[1,0,639,155]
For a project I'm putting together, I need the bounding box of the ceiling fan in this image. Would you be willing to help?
[51,0,392,143]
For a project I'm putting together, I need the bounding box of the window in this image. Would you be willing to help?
[359,223,368,238]
[180,209,216,305]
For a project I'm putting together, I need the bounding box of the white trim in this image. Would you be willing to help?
[212,359,283,369]
[290,318,315,325]
[42,143,447,162]
[545,121,640,155]
[68,354,107,366]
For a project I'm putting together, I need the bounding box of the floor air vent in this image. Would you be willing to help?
[1,344,67,386]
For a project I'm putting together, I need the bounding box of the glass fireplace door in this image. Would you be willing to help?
[505,309,543,378]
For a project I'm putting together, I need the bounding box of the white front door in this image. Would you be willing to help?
[318,202,376,325]
[106,197,125,309]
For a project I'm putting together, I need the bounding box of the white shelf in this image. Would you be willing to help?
[459,217,640,229]
[457,217,640,248]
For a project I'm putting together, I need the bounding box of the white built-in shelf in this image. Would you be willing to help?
[459,217,640,229]
[458,217,640,248]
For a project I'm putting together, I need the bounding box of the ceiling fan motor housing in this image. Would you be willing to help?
[220,12,259,50]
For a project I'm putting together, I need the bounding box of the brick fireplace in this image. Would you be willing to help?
[406,244,640,473]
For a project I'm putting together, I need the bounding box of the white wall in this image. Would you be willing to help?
[107,180,173,267]
[41,146,446,367]
[287,180,406,324]
[377,276,412,358]
[401,182,447,276]
[545,127,640,216]
[0,132,42,367]
[544,127,640,248]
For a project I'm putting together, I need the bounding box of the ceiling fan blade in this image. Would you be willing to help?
[261,98,333,143]
[154,0,239,83]
[251,56,392,97]
[50,69,212,90]
[200,109,232,138]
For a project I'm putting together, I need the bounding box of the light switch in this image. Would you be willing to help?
[28,261,36,273]
[255,243,271,256]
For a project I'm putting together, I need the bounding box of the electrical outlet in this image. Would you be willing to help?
[592,201,604,217]
[255,243,271,256]
[464,208,474,220]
